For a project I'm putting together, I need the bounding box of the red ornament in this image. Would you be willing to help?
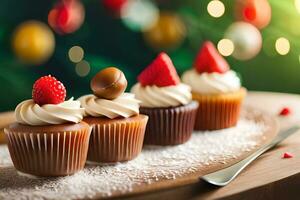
[138,52,180,87]
[48,0,85,34]
[282,152,293,159]
[32,75,66,105]
[102,0,128,16]
[279,107,291,116]
[194,41,229,74]
[235,0,271,29]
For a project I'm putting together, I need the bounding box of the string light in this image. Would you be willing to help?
[295,0,300,13]
[275,37,290,55]
[75,60,90,77]
[217,39,234,56]
[68,46,84,63]
[207,0,225,18]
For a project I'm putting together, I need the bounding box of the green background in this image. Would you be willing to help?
[0,0,299,111]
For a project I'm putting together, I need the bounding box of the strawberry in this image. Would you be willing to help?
[279,107,291,116]
[193,41,229,74]
[32,75,66,105]
[282,152,293,159]
[137,52,180,87]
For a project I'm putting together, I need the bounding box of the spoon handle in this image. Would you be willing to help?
[202,126,300,186]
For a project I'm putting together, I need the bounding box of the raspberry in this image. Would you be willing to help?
[137,52,180,87]
[194,41,229,74]
[32,75,66,105]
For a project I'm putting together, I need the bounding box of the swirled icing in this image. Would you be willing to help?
[130,83,192,108]
[15,98,84,126]
[182,69,241,94]
[78,93,140,119]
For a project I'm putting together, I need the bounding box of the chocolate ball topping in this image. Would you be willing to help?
[91,67,127,100]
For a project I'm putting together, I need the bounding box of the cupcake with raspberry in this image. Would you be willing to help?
[131,52,198,145]
[78,67,148,163]
[4,75,90,177]
[182,41,247,130]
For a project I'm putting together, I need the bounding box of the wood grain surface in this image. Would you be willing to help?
[1,92,300,200]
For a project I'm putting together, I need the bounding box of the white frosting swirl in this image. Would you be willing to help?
[15,98,85,126]
[131,83,192,108]
[78,93,140,119]
[182,69,241,94]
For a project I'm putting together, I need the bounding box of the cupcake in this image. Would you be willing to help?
[182,41,246,130]
[78,67,148,163]
[4,75,90,177]
[131,52,198,145]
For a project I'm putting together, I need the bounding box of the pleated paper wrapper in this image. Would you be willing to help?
[140,101,198,146]
[192,88,247,130]
[85,115,148,163]
[4,123,91,177]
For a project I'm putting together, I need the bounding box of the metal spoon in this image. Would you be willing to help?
[202,126,300,186]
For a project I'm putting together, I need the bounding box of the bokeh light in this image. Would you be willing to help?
[275,37,290,55]
[295,0,300,13]
[68,46,84,63]
[121,0,159,32]
[75,60,90,77]
[217,39,234,56]
[207,0,225,18]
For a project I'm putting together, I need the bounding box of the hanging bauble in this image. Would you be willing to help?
[224,22,262,60]
[143,12,186,50]
[48,0,85,34]
[102,0,128,17]
[12,20,55,65]
[234,0,271,29]
[121,0,159,32]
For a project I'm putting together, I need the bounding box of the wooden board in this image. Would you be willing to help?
[0,112,14,144]
[105,107,279,199]
[122,92,300,200]
[0,101,278,199]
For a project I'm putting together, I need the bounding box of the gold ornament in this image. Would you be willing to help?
[12,20,55,65]
[143,12,186,50]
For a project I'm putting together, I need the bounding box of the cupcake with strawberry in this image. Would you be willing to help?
[131,52,198,145]
[4,75,90,177]
[182,41,247,130]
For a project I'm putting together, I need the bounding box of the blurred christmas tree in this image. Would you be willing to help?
[0,0,300,111]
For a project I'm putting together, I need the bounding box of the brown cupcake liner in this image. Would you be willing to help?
[192,88,246,130]
[83,115,148,163]
[140,101,199,146]
[4,122,91,177]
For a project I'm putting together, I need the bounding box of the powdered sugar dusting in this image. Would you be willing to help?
[0,119,267,200]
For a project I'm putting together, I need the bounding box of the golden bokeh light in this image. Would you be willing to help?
[207,0,225,18]
[275,37,290,55]
[68,46,84,63]
[75,60,90,77]
[217,39,234,56]
[295,0,300,13]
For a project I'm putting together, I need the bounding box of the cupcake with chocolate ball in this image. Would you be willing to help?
[131,52,198,145]
[182,41,247,130]
[78,67,148,163]
[5,75,90,177]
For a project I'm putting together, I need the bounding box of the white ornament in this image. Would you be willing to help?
[121,0,159,32]
[224,22,262,60]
